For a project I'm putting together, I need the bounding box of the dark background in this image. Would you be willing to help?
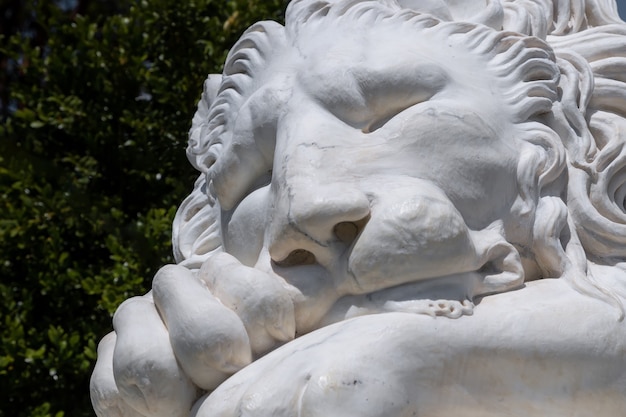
[0,2,287,416]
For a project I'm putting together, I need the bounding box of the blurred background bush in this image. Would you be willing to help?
[0,1,285,416]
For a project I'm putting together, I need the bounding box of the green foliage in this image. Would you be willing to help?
[0,0,286,416]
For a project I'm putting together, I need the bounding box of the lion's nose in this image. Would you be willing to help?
[267,184,370,267]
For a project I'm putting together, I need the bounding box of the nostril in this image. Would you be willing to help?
[333,216,369,244]
[334,222,359,243]
[273,249,316,267]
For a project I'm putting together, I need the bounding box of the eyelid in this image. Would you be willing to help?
[356,65,449,132]
[362,94,434,133]
[363,113,394,133]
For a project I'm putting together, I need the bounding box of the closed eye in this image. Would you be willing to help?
[355,63,449,133]
[361,98,430,133]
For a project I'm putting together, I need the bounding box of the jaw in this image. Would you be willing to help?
[259,235,523,336]
[262,260,479,335]
[317,272,482,328]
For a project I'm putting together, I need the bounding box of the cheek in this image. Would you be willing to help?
[347,188,480,293]
[222,185,270,267]
[435,151,519,229]
[385,113,519,228]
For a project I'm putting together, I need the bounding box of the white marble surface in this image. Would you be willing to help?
[91,1,626,416]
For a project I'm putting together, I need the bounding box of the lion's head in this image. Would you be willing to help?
[174,0,626,330]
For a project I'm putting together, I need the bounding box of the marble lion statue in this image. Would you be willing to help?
[91,0,626,416]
